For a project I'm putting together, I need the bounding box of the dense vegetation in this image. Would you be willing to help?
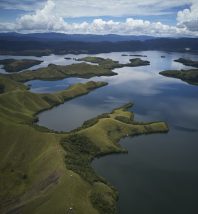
[0,59,43,72]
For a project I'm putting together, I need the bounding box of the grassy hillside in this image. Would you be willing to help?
[0,80,107,214]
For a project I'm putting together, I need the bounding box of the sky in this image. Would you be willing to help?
[0,0,197,37]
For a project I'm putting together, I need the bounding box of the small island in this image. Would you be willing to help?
[127,58,150,66]
[7,56,150,82]
[121,54,147,57]
[7,62,117,82]
[78,56,150,69]
[174,58,198,68]
[159,69,198,85]
[0,59,43,73]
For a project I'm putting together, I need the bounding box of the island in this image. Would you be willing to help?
[77,56,150,68]
[174,58,198,68]
[7,62,117,82]
[0,59,43,73]
[159,69,198,85]
[6,56,150,83]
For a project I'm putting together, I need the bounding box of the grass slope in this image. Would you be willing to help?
[0,80,107,214]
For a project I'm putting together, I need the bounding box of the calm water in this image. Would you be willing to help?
[2,51,198,213]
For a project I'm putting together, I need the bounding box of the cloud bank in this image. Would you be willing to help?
[0,0,197,37]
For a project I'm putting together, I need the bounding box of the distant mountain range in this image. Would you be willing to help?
[0,32,198,56]
[0,32,154,42]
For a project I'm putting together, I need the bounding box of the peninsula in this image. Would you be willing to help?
[160,69,198,85]
[175,58,198,68]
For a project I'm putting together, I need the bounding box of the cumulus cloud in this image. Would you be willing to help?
[177,0,198,32]
[0,0,197,37]
[16,0,66,31]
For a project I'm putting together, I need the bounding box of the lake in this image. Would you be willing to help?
[1,51,198,213]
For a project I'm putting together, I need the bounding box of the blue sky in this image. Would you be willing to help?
[0,0,197,37]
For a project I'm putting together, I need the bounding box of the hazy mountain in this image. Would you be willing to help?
[0,33,197,56]
[0,32,154,42]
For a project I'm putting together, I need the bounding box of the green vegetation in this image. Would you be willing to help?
[127,58,150,66]
[159,69,198,85]
[0,79,107,214]
[175,58,198,68]
[6,62,117,82]
[0,59,43,73]
[77,56,122,69]
[3,56,150,83]
[0,76,28,93]
[78,56,150,69]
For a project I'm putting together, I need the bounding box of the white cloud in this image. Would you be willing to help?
[177,0,198,31]
[0,0,190,17]
[53,0,190,17]
[15,1,67,31]
[0,0,197,37]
